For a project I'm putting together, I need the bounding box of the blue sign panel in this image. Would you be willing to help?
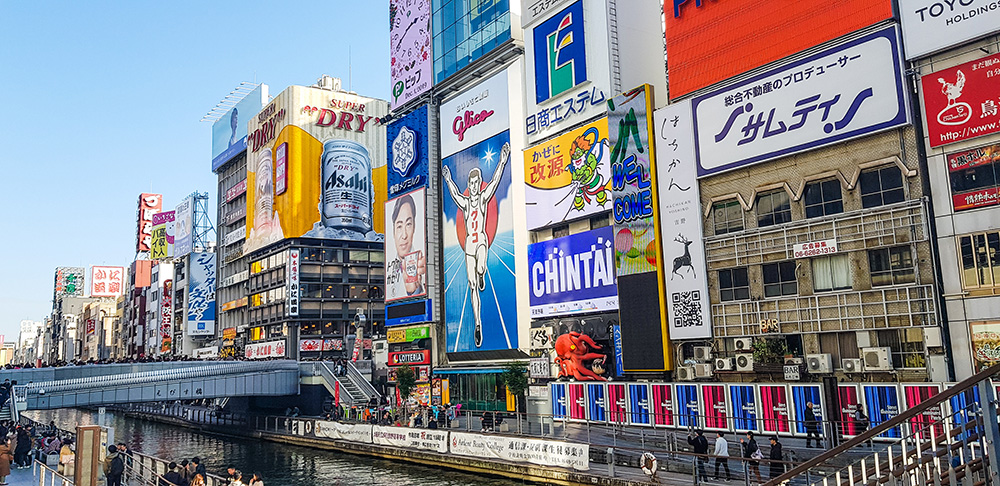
[532,0,587,104]
[864,385,902,439]
[677,384,700,428]
[187,252,216,336]
[527,226,618,318]
[628,384,651,425]
[791,385,824,435]
[386,299,434,327]
[386,105,430,198]
[729,385,758,432]
[587,383,607,422]
[212,85,265,171]
[551,383,568,419]
[612,324,624,378]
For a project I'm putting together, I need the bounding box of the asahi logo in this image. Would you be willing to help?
[325,169,369,192]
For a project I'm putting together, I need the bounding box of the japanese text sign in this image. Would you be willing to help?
[921,52,1000,148]
[948,142,1000,211]
[54,267,85,298]
[387,105,430,197]
[694,27,909,177]
[793,239,839,258]
[390,0,432,110]
[90,266,124,297]
[136,193,162,252]
[287,249,300,317]
[440,65,512,157]
[899,0,1000,60]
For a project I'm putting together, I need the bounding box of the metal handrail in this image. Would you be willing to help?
[317,362,365,406]
[32,458,73,486]
[346,361,380,400]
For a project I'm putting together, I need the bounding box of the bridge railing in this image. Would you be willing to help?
[32,458,73,486]
[125,450,228,486]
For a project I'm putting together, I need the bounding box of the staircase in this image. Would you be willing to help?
[771,365,1000,486]
[316,361,380,407]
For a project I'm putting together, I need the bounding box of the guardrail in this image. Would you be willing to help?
[125,450,228,486]
[32,458,73,486]
[346,361,380,400]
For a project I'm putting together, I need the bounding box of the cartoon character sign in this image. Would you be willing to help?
[442,130,517,352]
[554,331,607,381]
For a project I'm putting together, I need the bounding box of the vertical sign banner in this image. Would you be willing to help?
[551,383,568,419]
[160,280,173,353]
[676,384,700,428]
[607,383,627,423]
[187,252,216,336]
[904,384,943,438]
[174,197,194,257]
[523,117,612,229]
[387,105,430,197]
[136,193,162,252]
[864,385,902,438]
[90,266,124,297]
[586,383,607,422]
[150,211,175,260]
[921,52,1000,148]
[694,27,909,177]
[385,188,428,303]
[838,385,862,436]
[899,0,1000,60]
[655,100,711,339]
[651,384,674,426]
[287,249,300,317]
[54,267,85,298]
[760,385,790,433]
[389,0,431,109]
[609,84,669,372]
[568,383,587,420]
[527,227,618,317]
[730,385,759,432]
[702,384,728,429]
[791,385,824,435]
[628,383,651,425]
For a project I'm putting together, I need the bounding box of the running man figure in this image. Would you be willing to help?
[442,142,510,347]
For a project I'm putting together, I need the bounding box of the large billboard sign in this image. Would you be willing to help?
[440,67,513,158]
[90,266,124,297]
[150,211,175,260]
[921,52,1000,148]
[212,85,267,171]
[664,0,893,98]
[948,142,1000,211]
[187,252,216,336]
[523,117,611,229]
[694,27,909,177]
[654,100,712,340]
[160,280,173,353]
[527,227,618,318]
[387,105,430,198]
[136,193,162,253]
[385,188,428,303]
[244,86,388,253]
[54,267,85,299]
[899,0,1000,60]
[389,0,432,109]
[174,197,194,257]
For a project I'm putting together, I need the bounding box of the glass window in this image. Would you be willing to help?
[868,246,916,286]
[812,254,851,292]
[756,190,792,227]
[370,266,385,284]
[714,200,743,235]
[763,261,797,297]
[368,251,384,263]
[348,251,369,263]
[719,268,750,302]
[804,179,844,218]
[322,265,342,281]
[876,329,926,369]
[860,166,905,208]
[348,267,368,283]
[960,231,1000,289]
[349,285,369,299]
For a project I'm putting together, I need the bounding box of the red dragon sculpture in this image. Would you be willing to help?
[554,331,608,381]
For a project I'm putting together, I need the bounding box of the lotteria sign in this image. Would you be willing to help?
[440,65,514,157]
[527,227,618,317]
[388,350,431,366]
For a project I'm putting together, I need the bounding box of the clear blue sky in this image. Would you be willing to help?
[0,1,390,342]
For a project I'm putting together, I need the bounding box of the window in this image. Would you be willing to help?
[756,190,792,227]
[948,143,1000,212]
[804,180,844,218]
[876,329,926,369]
[812,254,851,291]
[860,166,905,208]
[713,200,743,235]
[719,268,750,302]
[869,246,915,286]
[763,261,797,297]
[553,224,570,238]
[960,231,1000,290]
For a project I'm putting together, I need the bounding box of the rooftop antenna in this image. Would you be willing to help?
[349,45,352,92]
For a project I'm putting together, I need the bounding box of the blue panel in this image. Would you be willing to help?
[864,385,901,439]
[551,383,568,419]
[791,385,824,434]
[587,383,606,422]
[949,387,980,442]
[677,384,700,428]
[628,384,651,425]
[729,385,758,431]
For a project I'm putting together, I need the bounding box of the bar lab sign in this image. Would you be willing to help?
[694,26,908,177]
[389,350,430,366]
[793,239,838,258]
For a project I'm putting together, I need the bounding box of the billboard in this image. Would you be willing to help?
[212,85,267,171]
[947,142,1000,211]
[160,280,173,353]
[187,252,216,336]
[387,105,430,198]
[655,101,711,340]
[135,193,162,253]
[921,52,1000,148]
[970,321,1000,371]
[90,266,124,297]
[524,117,611,229]
[863,385,902,439]
[150,211,175,260]
[174,197,194,257]
[527,227,618,318]
[440,67,513,158]
[664,0,893,98]
[899,0,1000,60]
[385,188,428,303]
[389,0,431,109]
[244,86,388,253]
[694,27,909,177]
[442,130,517,353]
[54,267,85,299]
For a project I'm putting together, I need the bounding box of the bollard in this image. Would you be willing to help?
[607,447,615,477]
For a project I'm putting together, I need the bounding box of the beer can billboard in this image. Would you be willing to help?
[244,85,388,253]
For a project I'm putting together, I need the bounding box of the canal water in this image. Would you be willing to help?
[25,409,524,486]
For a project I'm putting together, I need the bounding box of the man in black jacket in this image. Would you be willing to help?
[804,402,822,448]
[161,462,188,486]
[104,445,125,486]
[688,429,709,482]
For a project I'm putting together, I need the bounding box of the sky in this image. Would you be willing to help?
[0,1,390,342]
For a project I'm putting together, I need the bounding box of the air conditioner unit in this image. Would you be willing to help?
[693,346,713,361]
[715,357,736,371]
[862,347,893,371]
[806,353,833,374]
[842,358,864,373]
[694,363,714,378]
[734,337,754,352]
[736,353,754,372]
[677,366,696,381]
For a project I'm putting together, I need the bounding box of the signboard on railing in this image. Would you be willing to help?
[792,239,838,258]
[372,425,447,453]
[449,431,590,471]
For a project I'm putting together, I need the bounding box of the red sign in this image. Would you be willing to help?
[664,0,893,98]
[948,143,1000,211]
[388,349,431,366]
[224,179,247,203]
[86,319,96,336]
[922,53,1000,148]
[136,193,163,252]
[300,339,322,352]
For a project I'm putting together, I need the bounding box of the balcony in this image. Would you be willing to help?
[712,284,936,337]
[704,199,928,266]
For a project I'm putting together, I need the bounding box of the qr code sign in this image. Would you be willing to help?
[672,291,702,328]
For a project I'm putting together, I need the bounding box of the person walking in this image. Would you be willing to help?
[688,429,709,482]
[714,432,731,481]
[741,432,762,484]
[0,437,14,486]
[104,445,125,486]
[804,402,821,448]
[855,409,873,447]
[768,437,784,480]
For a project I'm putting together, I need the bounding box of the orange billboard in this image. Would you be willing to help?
[665,0,893,98]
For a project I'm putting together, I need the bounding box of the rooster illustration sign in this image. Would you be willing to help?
[937,70,971,126]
